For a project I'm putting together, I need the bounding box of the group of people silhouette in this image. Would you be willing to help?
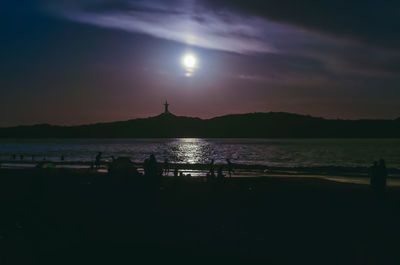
[4,152,391,194]
[104,153,235,182]
[86,154,393,193]
[206,159,234,182]
[10,153,66,163]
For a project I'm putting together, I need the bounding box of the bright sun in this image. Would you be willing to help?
[182,54,197,69]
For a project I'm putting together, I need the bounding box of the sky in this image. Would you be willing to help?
[1,0,400,126]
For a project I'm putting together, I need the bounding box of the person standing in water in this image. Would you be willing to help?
[95,152,102,169]
[226,159,234,178]
[209,159,215,177]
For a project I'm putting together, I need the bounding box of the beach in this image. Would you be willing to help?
[1,167,400,264]
[3,1,400,264]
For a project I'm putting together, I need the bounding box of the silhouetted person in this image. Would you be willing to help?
[377,159,387,194]
[150,154,161,176]
[217,167,225,180]
[209,159,215,177]
[61,154,65,161]
[148,155,157,176]
[226,159,234,178]
[108,157,140,182]
[143,155,162,206]
[369,161,378,188]
[174,166,179,177]
[143,158,150,176]
[95,152,102,169]
[144,154,162,178]
[163,158,170,176]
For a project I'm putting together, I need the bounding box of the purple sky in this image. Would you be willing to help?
[1,0,400,126]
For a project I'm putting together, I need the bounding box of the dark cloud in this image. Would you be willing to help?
[201,0,400,49]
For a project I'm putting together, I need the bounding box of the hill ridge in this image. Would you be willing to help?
[0,112,399,138]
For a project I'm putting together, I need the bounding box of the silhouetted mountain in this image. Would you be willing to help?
[0,112,399,138]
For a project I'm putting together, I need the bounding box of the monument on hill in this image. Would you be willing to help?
[164,101,170,114]
[160,100,174,117]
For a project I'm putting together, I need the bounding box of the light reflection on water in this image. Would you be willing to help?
[173,138,203,164]
[0,138,400,169]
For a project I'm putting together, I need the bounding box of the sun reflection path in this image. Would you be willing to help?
[170,138,210,164]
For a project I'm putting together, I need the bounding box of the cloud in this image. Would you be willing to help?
[201,0,400,50]
[42,0,400,78]
[44,0,282,53]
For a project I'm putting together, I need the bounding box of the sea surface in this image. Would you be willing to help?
[0,138,399,169]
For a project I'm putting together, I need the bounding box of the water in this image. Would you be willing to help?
[0,138,400,169]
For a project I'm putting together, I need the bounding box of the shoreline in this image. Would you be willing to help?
[2,160,400,175]
[2,165,400,187]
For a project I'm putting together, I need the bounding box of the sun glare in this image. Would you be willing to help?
[182,54,197,69]
[181,53,198,77]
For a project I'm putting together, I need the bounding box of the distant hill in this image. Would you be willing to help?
[0,112,399,138]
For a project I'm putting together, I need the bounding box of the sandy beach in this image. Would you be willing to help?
[1,167,400,264]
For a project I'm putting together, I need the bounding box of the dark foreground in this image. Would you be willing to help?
[1,168,400,265]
